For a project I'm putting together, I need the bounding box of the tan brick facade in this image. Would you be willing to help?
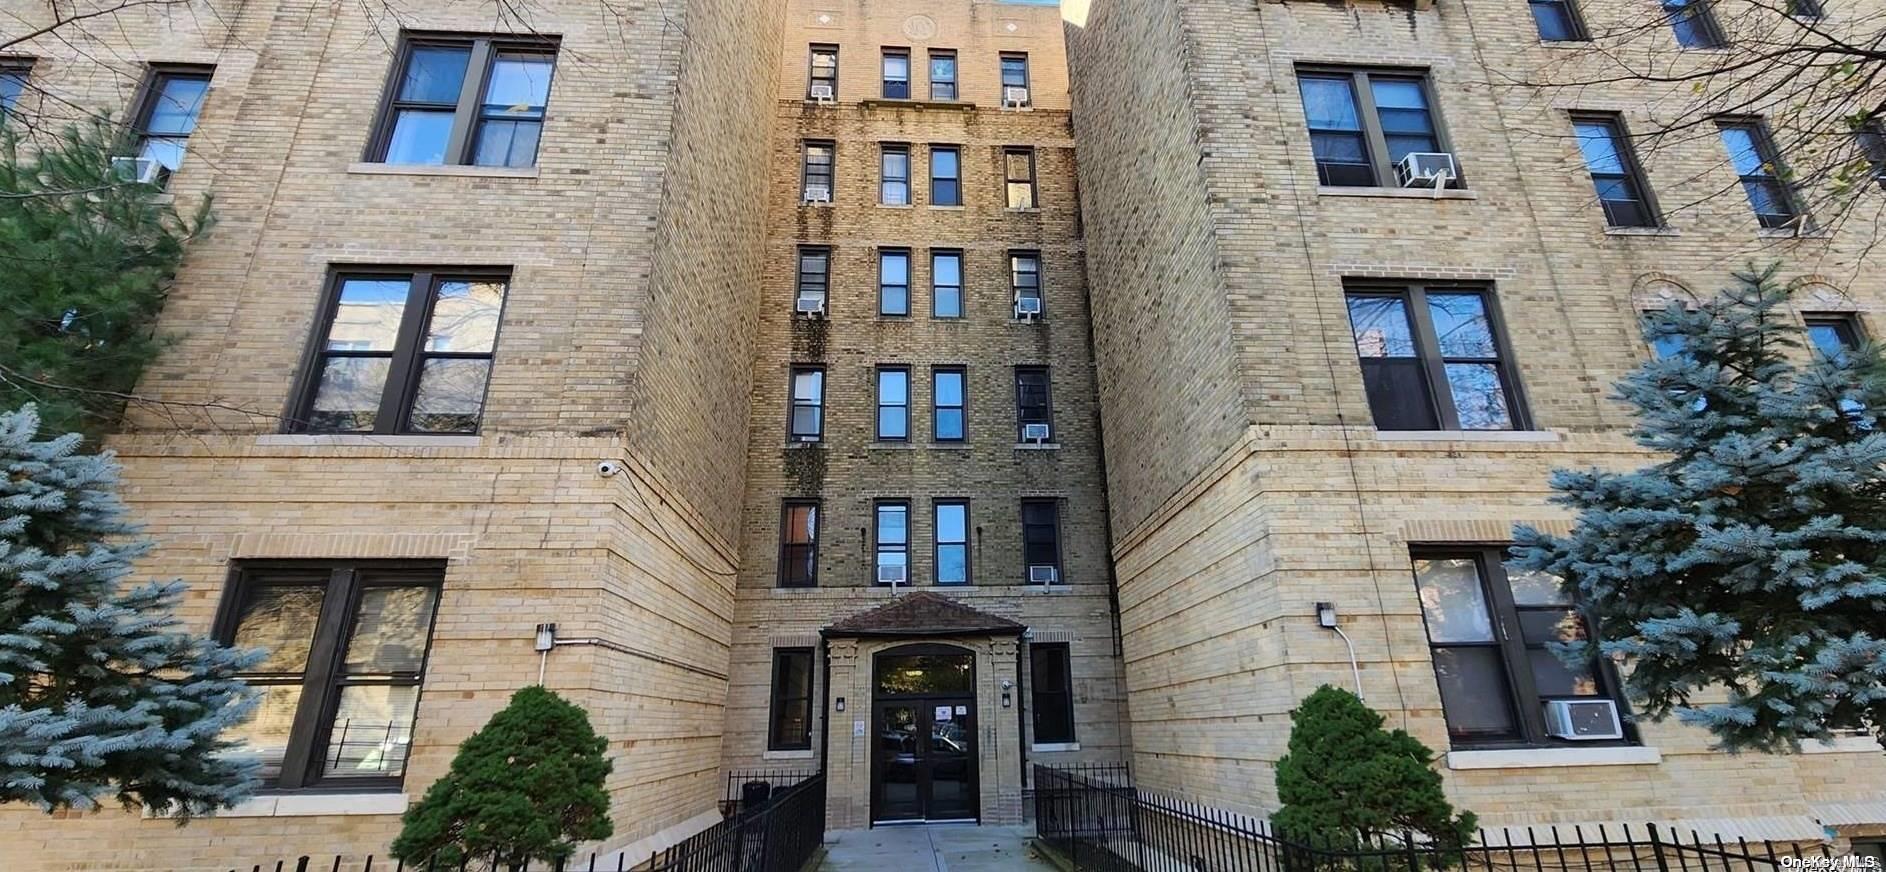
[1069,0,1886,842]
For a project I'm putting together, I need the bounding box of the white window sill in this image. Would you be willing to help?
[877,203,914,209]
[149,792,410,819]
[869,441,917,450]
[1032,742,1080,753]
[1604,226,1681,237]
[784,441,824,450]
[1758,226,1828,240]
[1014,442,1061,450]
[928,205,967,211]
[1007,207,1043,213]
[763,749,816,760]
[930,442,971,450]
[1024,583,1072,593]
[1008,319,1046,325]
[257,434,483,448]
[1447,746,1661,770]
[346,162,539,179]
[1317,185,1478,201]
[800,201,834,208]
[1801,735,1879,754]
[1373,430,1562,443]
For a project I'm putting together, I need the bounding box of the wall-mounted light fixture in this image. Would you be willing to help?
[1000,678,1013,709]
[1314,602,1363,702]
[835,696,847,712]
[533,623,558,685]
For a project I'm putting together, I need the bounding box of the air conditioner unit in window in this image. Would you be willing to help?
[809,83,836,103]
[110,155,163,185]
[804,184,832,203]
[1021,423,1051,443]
[1002,87,1031,109]
[877,564,907,586]
[1543,699,1624,741]
[1394,152,1457,195]
[795,294,827,318]
[1028,565,1058,585]
[1014,297,1042,320]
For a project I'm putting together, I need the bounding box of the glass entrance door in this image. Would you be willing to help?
[874,702,922,822]
[871,697,977,823]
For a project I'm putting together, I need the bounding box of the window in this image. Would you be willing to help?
[768,649,815,750]
[934,367,966,441]
[1011,252,1043,315]
[132,66,212,185]
[216,561,442,790]
[778,501,820,587]
[931,146,962,206]
[0,61,31,122]
[1412,548,1619,748]
[1004,148,1038,208]
[1718,120,1801,229]
[803,141,834,202]
[875,501,910,584]
[1021,499,1062,583]
[809,45,838,98]
[1297,69,1447,188]
[797,246,830,308]
[930,51,958,101]
[878,249,911,316]
[1572,115,1659,227]
[1663,0,1726,48]
[934,501,970,585]
[1531,0,1588,40]
[881,144,910,205]
[294,270,509,435]
[789,366,824,442]
[1788,0,1824,16]
[1854,843,1886,868]
[932,251,964,318]
[1000,53,1030,104]
[882,49,910,99]
[1346,284,1525,431]
[877,366,910,440]
[370,36,556,168]
[1648,327,1688,361]
[1857,121,1886,190]
[1805,315,1863,360]
[1030,644,1075,744]
[1015,366,1053,441]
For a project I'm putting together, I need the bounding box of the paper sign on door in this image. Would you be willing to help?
[954,705,967,715]
[935,705,953,721]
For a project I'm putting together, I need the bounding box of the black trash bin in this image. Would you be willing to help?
[739,780,772,814]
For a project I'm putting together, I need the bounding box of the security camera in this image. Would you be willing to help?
[597,460,624,477]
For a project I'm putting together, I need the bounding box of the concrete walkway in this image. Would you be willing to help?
[818,824,1059,872]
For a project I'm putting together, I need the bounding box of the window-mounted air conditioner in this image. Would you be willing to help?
[1028,564,1058,585]
[1021,423,1051,443]
[877,564,907,585]
[803,184,832,204]
[111,155,163,184]
[1394,152,1458,195]
[795,294,827,318]
[1543,699,1624,741]
[809,83,836,103]
[1014,296,1043,320]
[1002,87,1031,109]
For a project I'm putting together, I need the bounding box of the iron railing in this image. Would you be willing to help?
[1033,764,1835,872]
[644,773,827,872]
[722,767,816,815]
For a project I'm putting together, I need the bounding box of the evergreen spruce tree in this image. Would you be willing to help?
[1513,263,1886,753]
[392,686,614,870]
[1272,686,1476,855]
[0,404,259,816]
[0,119,211,442]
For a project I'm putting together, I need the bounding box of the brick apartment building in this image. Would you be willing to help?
[0,0,1882,868]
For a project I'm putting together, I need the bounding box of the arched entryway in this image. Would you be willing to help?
[871,643,979,824]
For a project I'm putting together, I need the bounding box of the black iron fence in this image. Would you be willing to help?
[1033,764,1835,872]
[644,773,827,872]
[722,768,817,815]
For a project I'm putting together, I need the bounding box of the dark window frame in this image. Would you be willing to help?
[777,500,821,588]
[933,499,971,586]
[1344,281,1531,432]
[1787,0,1824,17]
[808,44,839,98]
[1029,643,1076,744]
[1000,52,1031,104]
[1716,117,1804,230]
[212,559,445,793]
[1409,546,1632,751]
[1530,0,1591,41]
[130,64,214,185]
[1663,0,1728,48]
[932,250,965,319]
[767,648,815,751]
[881,143,911,205]
[1020,498,1063,584]
[881,47,911,99]
[1004,147,1038,209]
[1296,66,1457,189]
[287,266,511,436]
[1804,313,1864,358]
[876,365,911,441]
[797,246,831,307]
[874,499,911,585]
[929,50,958,101]
[802,140,835,201]
[1015,366,1053,442]
[1010,251,1043,315]
[879,248,911,316]
[930,145,962,206]
[365,34,559,167]
[0,58,33,123]
[1570,112,1662,228]
[933,366,967,442]
[788,365,825,442]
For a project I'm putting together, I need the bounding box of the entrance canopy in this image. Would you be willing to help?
[822,591,1026,639]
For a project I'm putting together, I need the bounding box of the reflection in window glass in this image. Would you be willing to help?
[1413,557,1496,643]
[936,502,968,585]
